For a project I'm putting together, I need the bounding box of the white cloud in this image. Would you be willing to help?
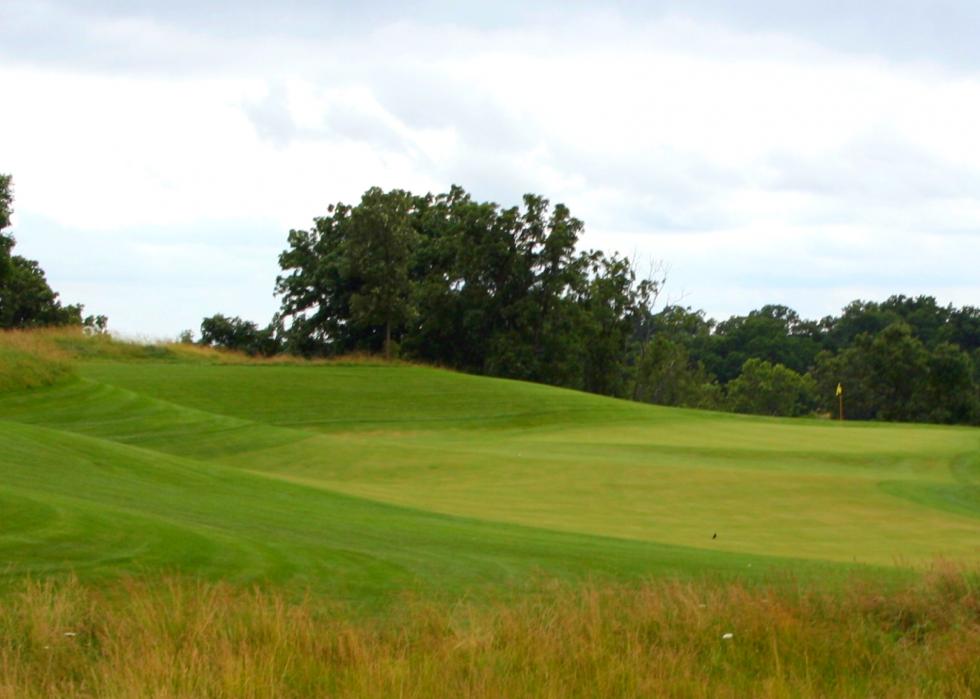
[2,7,980,336]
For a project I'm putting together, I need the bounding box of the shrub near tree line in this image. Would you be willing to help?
[199,314,279,357]
[726,358,817,417]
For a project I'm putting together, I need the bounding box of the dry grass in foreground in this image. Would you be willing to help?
[2,564,980,698]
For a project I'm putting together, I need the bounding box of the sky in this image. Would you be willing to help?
[2,0,980,338]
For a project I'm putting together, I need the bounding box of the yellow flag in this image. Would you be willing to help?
[836,383,842,396]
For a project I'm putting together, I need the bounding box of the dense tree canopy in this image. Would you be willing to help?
[811,323,979,424]
[726,358,816,417]
[694,305,824,383]
[345,188,417,361]
[273,186,659,395]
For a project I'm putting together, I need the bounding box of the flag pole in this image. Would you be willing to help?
[837,383,843,422]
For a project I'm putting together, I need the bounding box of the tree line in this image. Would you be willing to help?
[197,185,980,426]
[632,299,980,424]
[3,172,974,426]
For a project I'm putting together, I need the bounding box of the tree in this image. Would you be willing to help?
[821,300,900,352]
[403,187,501,373]
[1,174,17,289]
[939,305,980,354]
[810,323,978,424]
[345,188,417,361]
[812,349,865,420]
[199,314,278,356]
[276,202,359,357]
[276,188,419,361]
[633,334,721,409]
[0,174,13,266]
[0,175,84,329]
[84,314,109,334]
[696,305,824,384]
[628,304,722,408]
[480,195,590,387]
[0,257,83,328]
[275,185,659,393]
[726,358,817,417]
[856,323,929,423]
[879,295,950,347]
[923,342,979,425]
[577,252,640,397]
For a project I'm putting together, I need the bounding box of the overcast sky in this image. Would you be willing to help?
[3,0,980,337]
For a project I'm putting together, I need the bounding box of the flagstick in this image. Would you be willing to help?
[839,391,843,422]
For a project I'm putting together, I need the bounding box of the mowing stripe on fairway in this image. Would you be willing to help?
[1,361,976,602]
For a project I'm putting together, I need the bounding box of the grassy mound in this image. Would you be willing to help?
[0,330,75,393]
[50,329,280,364]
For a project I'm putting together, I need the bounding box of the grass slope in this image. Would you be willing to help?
[0,376,850,605]
[2,355,978,603]
[79,363,980,564]
[0,330,74,393]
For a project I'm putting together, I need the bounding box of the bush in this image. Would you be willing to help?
[726,358,817,417]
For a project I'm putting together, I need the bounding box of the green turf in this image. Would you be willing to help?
[2,361,978,603]
[77,364,980,564]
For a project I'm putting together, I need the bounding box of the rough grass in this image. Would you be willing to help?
[2,564,980,698]
[52,330,289,364]
[0,326,403,368]
[0,327,457,398]
[45,327,405,366]
[0,329,75,393]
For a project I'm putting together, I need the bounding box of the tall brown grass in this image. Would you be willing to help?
[0,328,76,392]
[1,326,408,368]
[2,564,979,698]
[48,328,281,364]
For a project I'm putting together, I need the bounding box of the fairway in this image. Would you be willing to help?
[2,360,979,601]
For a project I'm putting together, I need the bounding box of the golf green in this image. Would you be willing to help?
[2,361,977,601]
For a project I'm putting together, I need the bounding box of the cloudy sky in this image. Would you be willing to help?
[3,0,980,337]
